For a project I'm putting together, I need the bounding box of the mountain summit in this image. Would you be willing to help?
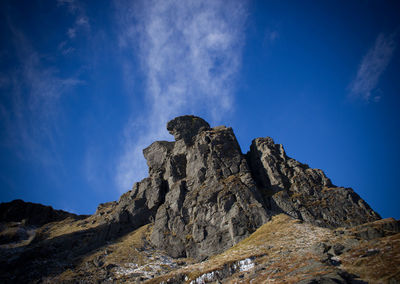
[99,115,379,259]
[1,115,398,283]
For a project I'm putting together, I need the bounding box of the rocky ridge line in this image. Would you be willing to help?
[0,115,384,283]
[0,199,84,227]
[96,115,380,260]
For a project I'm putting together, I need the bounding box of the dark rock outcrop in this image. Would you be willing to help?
[96,115,379,260]
[0,115,381,267]
[166,115,210,145]
[247,137,380,228]
[148,122,269,259]
[0,199,83,226]
[0,115,389,284]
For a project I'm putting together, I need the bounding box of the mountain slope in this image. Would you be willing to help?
[148,214,400,284]
[24,215,399,283]
[0,115,394,284]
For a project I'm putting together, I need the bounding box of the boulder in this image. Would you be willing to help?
[166,115,210,145]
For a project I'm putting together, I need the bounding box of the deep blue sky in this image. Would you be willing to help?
[0,1,399,219]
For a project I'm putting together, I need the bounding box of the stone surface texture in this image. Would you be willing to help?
[0,115,391,283]
[94,115,380,260]
[246,137,380,228]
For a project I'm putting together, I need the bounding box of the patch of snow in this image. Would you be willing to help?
[114,263,139,276]
[114,252,178,278]
[187,257,256,284]
[190,271,216,284]
[331,256,340,262]
[238,258,255,272]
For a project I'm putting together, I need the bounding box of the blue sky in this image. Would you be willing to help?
[0,0,399,219]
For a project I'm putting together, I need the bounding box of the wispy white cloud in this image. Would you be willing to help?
[114,0,248,192]
[67,28,76,39]
[57,0,78,12]
[76,16,89,27]
[57,0,88,24]
[1,26,82,165]
[57,0,90,54]
[58,40,75,55]
[349,32,397,102]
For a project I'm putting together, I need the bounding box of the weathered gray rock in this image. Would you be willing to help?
[166,115,210,145]
[101,115,380,259]
[96,176,167,238]
[247,137,380,228]
[0,115,387,283]
[343,217,400,240]
[149,118,269,259]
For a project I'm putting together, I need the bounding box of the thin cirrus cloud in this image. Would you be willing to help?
[0,25,82,166]
[57,0,90,53]
[114,0,248,192]
[349,32,397,102]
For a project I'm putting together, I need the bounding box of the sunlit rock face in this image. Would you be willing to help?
[0,115,384,283]
[148,116,269,259]
[112,115,379,260]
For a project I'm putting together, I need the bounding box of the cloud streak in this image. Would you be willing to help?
[57,0,90,54]
[349,32,397,102]
[0,26,82,165]
[114,0,248,192]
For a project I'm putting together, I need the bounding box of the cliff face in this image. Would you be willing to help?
[247,137,379,228]
[93,115,379,260]
[148,117,269,260]
[1,115,390,283]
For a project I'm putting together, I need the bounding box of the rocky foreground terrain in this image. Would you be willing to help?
[0,115,399,283]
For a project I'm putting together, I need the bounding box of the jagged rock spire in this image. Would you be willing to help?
[97,115,379,260]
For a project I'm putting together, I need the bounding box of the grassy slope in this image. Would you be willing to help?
[148,214,400,283]
[17,212,398,283]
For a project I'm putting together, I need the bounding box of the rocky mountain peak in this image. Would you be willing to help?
[166,115,210,145]
[0,115,392,283]
[94,115,380,260]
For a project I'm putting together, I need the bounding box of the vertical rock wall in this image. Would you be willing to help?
[97,115,380,260]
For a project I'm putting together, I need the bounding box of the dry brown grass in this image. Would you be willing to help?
[102,224,150,266]
[51,214,400,284]
[55,224,152,282]
[147,214,334,283]
[321,186,339,192]
[35,216,98,240]
[340,233,400,283]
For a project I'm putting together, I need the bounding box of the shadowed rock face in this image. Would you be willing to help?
[0,199,83,226]
[148,123,269,259]
[246,137,380,228]
[112,117,269,259]
[0,115,387,283]
[166,115,210,145]
[97,115,379,260]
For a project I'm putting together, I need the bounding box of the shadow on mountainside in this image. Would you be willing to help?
[0,220,148,283]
